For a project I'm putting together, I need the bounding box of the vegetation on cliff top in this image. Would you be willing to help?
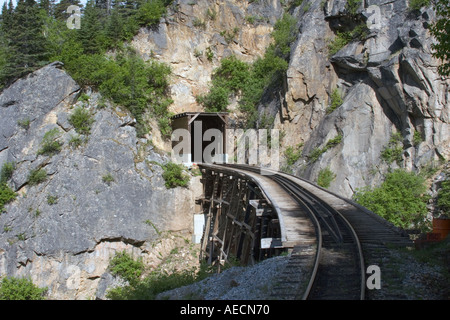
[0,0,174,138]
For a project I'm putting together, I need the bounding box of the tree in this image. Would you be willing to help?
[430,0,450,76]
[77,0,107,54]
[54,0,81,21]
[353,169,430,230]
[2,0,49,82]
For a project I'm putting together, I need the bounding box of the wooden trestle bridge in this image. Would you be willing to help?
[196,163,413,300]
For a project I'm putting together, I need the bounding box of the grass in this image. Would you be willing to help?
[0,183,16,212]
[68,107,95,135]
[162,162,190,189]
[37,128,62,156]
[27,169,47,186]
[308,134,343,163]
[326,88,343,114]
[102,173,115,186]
[317,167,336,188]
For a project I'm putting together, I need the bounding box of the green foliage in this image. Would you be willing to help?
[284,143,303,166]
[317,167,336,188]
[0,0,49,86]
[328,24,369,57]
[308,134,343,163]
[353,169,430,230]
[37,128,62,156]
[0,162,15,183]
[328,31,352,56]
[1,0,174,138]
[413,131,423,146]
[437,179,450,213]
[69,107,94,136]
[0,277,47,300]
[17,118,30,130]
[102,173,115,186]
[327,88,343,114]
[0,183,16,212]
[137,0,168,26]
[381,132,403,164]
[68,134,85,149]
[409,0,431,11]
[430,0,450,76]
[27,168,47,186]
[109,251,145,286]
[107,264,210,300]
[47,194,58,205]
[162,162,190,189]
[196,13,296,127]
[345,0,362,15]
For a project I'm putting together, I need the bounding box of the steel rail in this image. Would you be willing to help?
[220,164,365,300]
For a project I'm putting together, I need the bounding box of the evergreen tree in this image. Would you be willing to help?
[54,0,81,21]
[77,0,107,54]
[0,0,49,85]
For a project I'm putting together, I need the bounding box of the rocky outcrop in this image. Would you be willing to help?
[0,63,202,299]
[132,0,283,113]
[273,0,449,197]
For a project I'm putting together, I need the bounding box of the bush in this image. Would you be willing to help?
[353,169,429,230]
[37,128,62,156]
[137,0,168,26]
[162,162,190,189]
[327,88,343,114]
[284,143,303,166]
[102,173,115,186]
[409,0,431,11]
[437,179,450,213]
[27,169,47,186]
[381,132,403,164]
[0,183,16,212]
[109,251,145,286]
[0,277,47,300]
[317,167,336,188]
[69,107,94,135]
[0,162,15,183]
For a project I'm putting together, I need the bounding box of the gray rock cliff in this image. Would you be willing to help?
[0,63,201,299]
[272,0,449,197]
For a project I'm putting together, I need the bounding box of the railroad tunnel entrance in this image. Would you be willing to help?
[171,112,228,166]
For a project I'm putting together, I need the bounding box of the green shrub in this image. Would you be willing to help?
[0,162,15,183]
[328,31,352,56]
[69,107,94,135]
[381,132,403,164]
[353,169,429,230]
[437,179,450,213]
[102,173,115,186]
[0,183,17,212]
[109,251,145,286]
[162,162,190,189]
[345,0,362,15]
[137,0,168,26]
[284,143,303,166]
[317,167,336,188]
[68,135,85,149]
[409,0,431,11]
[0,277,47,300]
[37,128,62,156]
[27,169,47,186]
[413,131,423,146]
[308,134,343,163]
[327,88,343,114]
[17,118,30,130]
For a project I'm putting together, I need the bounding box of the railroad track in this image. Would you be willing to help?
[216,164,412,300]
